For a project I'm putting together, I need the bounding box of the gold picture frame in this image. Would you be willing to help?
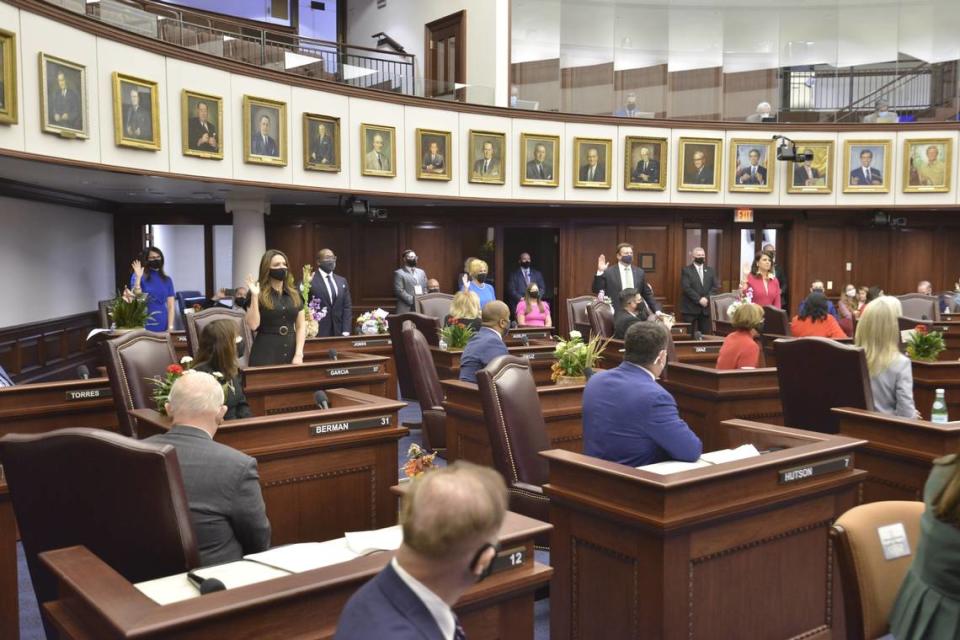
[416,128,452,181]
[359,123,397,177]
[729,138,774,193]
[903,138,952,193]
[468,130,506,184]
[677,137,722,192]
[181,89,223,160]
[0,29,17,125]
[843,139,892,193]
[624,136,667,191]
[786,141,834,194]
[520,132,560,187]
[38,52,88,139]
[243,95,287,166]
[573,137,612,189]
[112,72,161,151]
[303,113,340,172]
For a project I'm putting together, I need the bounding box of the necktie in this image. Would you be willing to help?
[524,270,530,284]
[538,164,543,179]
[483,160,489,174]
[589,167,595,181]
[698,266,703,285]
[378,153,383,169]
[642,161,647,172]
[864,168,870,182]
[326,274,337,303]
[751,167,756,178]
[454,617,467,640]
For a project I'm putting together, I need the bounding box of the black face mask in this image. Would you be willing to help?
[476,273,488,284]
[427,287,440,294]
[234,296,247,307]
[147,259,163,270]
[693,257,705,265]
[620,255,633,265]
[520,261,531,269]
[529,290,540,299]
[269,268,288,282]
[405,257,418,267]
[319,260,336,273]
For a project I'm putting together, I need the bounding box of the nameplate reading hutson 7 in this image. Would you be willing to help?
[64,388,112,401]
[323,365,381,377]
[778,454,852,484]
[309,415,391,436]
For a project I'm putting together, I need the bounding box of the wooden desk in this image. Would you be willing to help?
[912,359,960,420]
[432,344,557,385]
[835,407,960,503]
[903,320,960,360]
[305,335,398,400]
[442,379,585,465]
[132,389,407,545]
[0,477,16,640]
[0,377,118,438]
[543,420,866,640]
[601,338,726,368]
[507,327,554,341]
[169,330,190,361]
[40,512,553,640]
[242,353,390,415]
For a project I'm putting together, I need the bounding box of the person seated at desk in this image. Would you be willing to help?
[516,282,552,328]
[798,280,839,320]
[583,322,702,467]
[144,372,271,566]
[613,287,647,340]
[335,461,507,640]
[791,292,847,339]
[426,279,441,294]
[716,302,763,370]
[213,285,250,311]
[194,319,252,420]
[458,301,510,384]
[855,296,919,419]
[889,453,960,639]
[444,291,482,333]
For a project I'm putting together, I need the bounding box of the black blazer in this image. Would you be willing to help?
[613,308,644,339]
[309,271,353,336]
[194,362,251,420]
[579,164,606,181]
[631,159,660,183]
[592,264,658,313]
[679,263,720,316]
[188,117,218,152]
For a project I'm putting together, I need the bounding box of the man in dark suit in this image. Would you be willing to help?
[592,242,659,316]
[736,148,767,185]
[188,101,218,152]
[793,157,821,187]
[686,150,713,185]
[335,461,507,640]
[421,140,445,174]
[680,247,720,335]
[578,147,605,182]
[472,141,501,178]
[123,88,152,141]
[251,114,278,157]
[49,70,82,130]
[631,146,659,184]
[613,288,647,340]
[505,252,547,318]
[458,301,510,384]
[308,248,352,337]
[849,149,882,186]
[309,122,334,165]
[525,143,553,180]
[144,372,271,567]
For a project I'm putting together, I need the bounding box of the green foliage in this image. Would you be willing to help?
[551,331,609,381]
[109,288,156,329]
[440,322,476,349]
[906,324,946,362]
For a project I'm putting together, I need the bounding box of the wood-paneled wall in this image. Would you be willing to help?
[0,312,101,383]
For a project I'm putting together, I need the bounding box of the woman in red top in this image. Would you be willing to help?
[791,292,847,339]
[742,251,781,308]
[716,302,763,370]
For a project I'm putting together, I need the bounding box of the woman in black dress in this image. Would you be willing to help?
[193,319,252,419]
[245,249,305,366]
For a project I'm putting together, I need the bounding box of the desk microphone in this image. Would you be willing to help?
[693,330,703,341]
[186,572,226,595]
[314,390,330,410]
[76,365,90,380]
[584,367,595,380]
[328,348,338,361]
[519,334,529,346]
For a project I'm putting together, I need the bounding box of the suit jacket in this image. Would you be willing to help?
[421,153,445,171]
[613,308,644,340]
[365,149,391,171]
[335,562,445,640]
[631,159,660,183]
[49,87,82,130]
[849,166,882,185]
[188,117,218,152]
[679,263,720,317]
[793,164,821,185]
[310,135,334,164]
[579,164,606,181]
[592,264,659,314]
[525,160,553,181]
[505,267,547,315]
[736,164,767,185]
[393,267,428,313]
[458,327,509,384]
[309,270,353,336]
[472,157,501,177]
[143,425,271,566]
[124,105,152,140]
[251,133,278,157]
[687,165,713,184]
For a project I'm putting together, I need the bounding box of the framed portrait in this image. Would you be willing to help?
[38,52,88,139]
[0,29,17,125]
[729,139,774,193]
[468,130,505,184]
[787,141,834,194]
[520,133,560,187]
[416,128,452,181]
[677,137,721,192]
[624,136,667,191]
[243,95,287,166]
[112,72,160,151]
[573,137,612,189]
[303,113,340,172]
[181,90,222,160]
[360,123,396,177]
[843,140,891,193]
[903,138,952,193]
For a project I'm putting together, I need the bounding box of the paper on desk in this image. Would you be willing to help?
[699,444,760,465]
[134,560,290,606]
[244,538,359,574]
[345,525,403,556]
[637,459,710,474]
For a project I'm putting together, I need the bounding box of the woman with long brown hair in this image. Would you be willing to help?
[193,319,251,420]
[516,281,552,328]
[245,249,305,366]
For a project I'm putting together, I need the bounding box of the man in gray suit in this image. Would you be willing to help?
[144,371,271,566]
[365,133,391,172]
[393,249,428,313]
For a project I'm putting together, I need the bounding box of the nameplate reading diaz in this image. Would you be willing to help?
[309,415,391,436]
[64,388,112,401]
[693,346,720,353]
[489,546,526,575]
[778,455,851,484]
[351,338,391,347]
[518,332,550,339]
[324,365,381,377]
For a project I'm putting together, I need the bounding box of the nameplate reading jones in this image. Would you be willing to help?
[309,415,391,436]
[778,454,851,484]
[64,388,112,401]
[324,365,381,377]
[351,338,391,347]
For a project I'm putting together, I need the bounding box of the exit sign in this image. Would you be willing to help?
[734,208,754,223]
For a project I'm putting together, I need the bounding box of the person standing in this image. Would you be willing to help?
[743,251,781,309]
[592,243,659,315]
[460,259,496,310]
[762,243,787,306]
[679,247,719,335]
[130,246,175,333]
[245,249,305,366]
[506,252,546,318]
[308,248,352,337]
[393,249,428,314]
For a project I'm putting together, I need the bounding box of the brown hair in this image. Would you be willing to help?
[731,302,764,330]
[257,249,301,310]
[616,242,633,255]
[933,455,960,526]
[750,250,775,277]
[524,281,545,314]
[194,319,240,380]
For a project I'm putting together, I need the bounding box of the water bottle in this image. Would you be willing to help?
[932,388,949,424]
[439,337,448,352]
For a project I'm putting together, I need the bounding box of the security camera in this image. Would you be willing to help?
[773,135,815,163]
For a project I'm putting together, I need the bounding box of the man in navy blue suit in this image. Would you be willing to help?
[583,322,702,467]
[335,461,507,640]
[458,301,510,384]
[251,114,279,157]
[307,248,352,336]
[505,252,547,318]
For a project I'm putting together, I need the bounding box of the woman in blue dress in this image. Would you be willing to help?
[130,246,175,332]
[460,258,496,310]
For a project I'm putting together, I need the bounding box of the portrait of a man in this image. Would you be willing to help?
[625,137,666,190]
[183,90,222,159]
[521,133,559,186]
[844,141,889,192]
[905,139,951,193]
[469,130,505,184]
[416,129,451,181]
[252,115,278,156]
[112,72,159,150]
[243,96,286,166]
[122,86,151,141]
[787,142,832,193]
[41,53,87,137]
[678,138,721,191]
[360,123,396,177]
[0,29,14,125]
[573,137,611,188]
[730,140,774,193]
[303,113,340,172]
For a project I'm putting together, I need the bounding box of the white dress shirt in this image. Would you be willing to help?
[622,264,634,289]
[391,557,456,640]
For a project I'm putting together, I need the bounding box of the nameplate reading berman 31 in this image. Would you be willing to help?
[309,415,391,436]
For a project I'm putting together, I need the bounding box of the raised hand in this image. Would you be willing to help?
[246,273,261,297]
[131,259,144,279]
[597,254,609,271]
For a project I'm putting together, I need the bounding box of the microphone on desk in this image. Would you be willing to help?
[186,572,226,595]
[693,330,703,341]
[921,314,929,321]
[328,348,338,361]
[519,334,529,346]
[314,390,330,410]
[76,365,90,380]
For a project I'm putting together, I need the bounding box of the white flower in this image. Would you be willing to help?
[373,308,390,319]
[211,371,224,379]
[180,356,194,365]
[181,369,196,375]
[569,330,582,340]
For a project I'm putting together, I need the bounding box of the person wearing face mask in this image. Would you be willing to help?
[394,249,429,314]
[506,252,547,320]
[679,247,719,336]
[797,280,839,320]
[245,249,305,366]
[130,245,176,332]
[192,319,251,420]
[583,322,702,467]
[308,248,352,337]
[460,258,496,310]
[458,301,510,384]
[613,288,647,340]
[592,243,659,316]
[334,461,507,640]
[426,279,441,294]
[837,284,859,336]
[716,303,764,370]
[516,282,552,328]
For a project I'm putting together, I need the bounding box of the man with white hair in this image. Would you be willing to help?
[746,101,773,123]
[144,371,270,566]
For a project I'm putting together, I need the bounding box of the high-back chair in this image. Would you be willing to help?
[763,305,791,336]
[97,299,113,329]
[774,337,873,433]
[415,292,454,321]
[103,330,176,437]
[0,428,199,639]
[184,306,253,368]
[388,312,441,400]
[401,321,446,453]
[586,301,615,339]
[710,292,738,334]
[566,295,595,336]
[831,500,925,640]
[896,293,940,322]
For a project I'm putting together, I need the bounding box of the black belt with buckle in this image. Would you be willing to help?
[259,325,293,336]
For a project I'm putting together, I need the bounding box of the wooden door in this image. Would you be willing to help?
[425,11,465,100]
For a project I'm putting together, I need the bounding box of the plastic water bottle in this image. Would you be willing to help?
[932,388,949,424]
[439,337,448,352]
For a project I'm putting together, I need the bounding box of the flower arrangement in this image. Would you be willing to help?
[727,287,754,319]
[906,324,945,362]
[109,287,156,329]
[596,289,612,306]
[356,308,389,335]
[149,356,232,415]
[304,297,329,339]
[550,330,609,383]
[300,265,314,310]
[401,443,437,478]
[439,322,476,350]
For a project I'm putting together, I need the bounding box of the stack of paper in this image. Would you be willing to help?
[345,525,403,555]
[244,538,359,574]
[135,560,290,606]
[637,444,761,475]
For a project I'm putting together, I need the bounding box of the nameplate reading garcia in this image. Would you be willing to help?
[64,388,112,401]
[778,454,851,484]
[323,365,381,377]
[309,415,391,436]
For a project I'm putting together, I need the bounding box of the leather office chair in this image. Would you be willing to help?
[773,337,873,434]
[388,312,441,400]
[895,294,939,322]
[97,299,113,329]
[103,330,177,437]
[0,428,199,639]
[184,306,253,368]
[586,301,615,339]
[415,293,454,321]
[174,291,206,331]
[763,305,791,336]
[401,321,446,453]
[710,292,738,334]
[476,356,551,544]
[831,501,924,640]
[566,295,595,336]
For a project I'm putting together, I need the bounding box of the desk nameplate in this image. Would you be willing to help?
[64,388,112,401]
[691,346,721,354]
[778,454,852,484]
[323,365,381,377]
[350,338,391,347]
[522,352,556,361]
[309,415,392,436]
[490,545,526,575]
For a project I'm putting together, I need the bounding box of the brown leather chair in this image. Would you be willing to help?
[763,305,791,336]
[773,337,873,434]
[415,292,454,321]
[831,501,924,640]
[184,306,253,368]
[710,292,738,334]
[103,330,177,437]
[566,295,595,335]
[895,293,940,321]
[388,312,441,400]
[0,428,199,639]
[401,321,446,453]
[97,299,113,329]
[586,301,615,339]
[476,356,551,543]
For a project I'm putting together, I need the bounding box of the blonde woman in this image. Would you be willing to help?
[444,291,482,332]
[245,249,305,366]
[854,296,918,418]
[460,258,496,309]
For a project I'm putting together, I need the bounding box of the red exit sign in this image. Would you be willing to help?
[734,208,754,223]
